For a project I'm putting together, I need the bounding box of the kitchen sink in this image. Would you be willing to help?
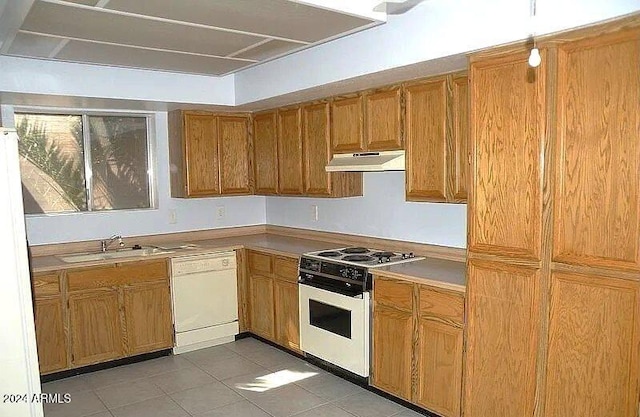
[58,246,175,263]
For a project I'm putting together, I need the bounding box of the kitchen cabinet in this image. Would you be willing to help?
[63,259,172,369]
[277,107,304,195]
[274,256,301,353]
[466,21,640,417]
[33,272,67,374]
[371,277,413,400]
[331,95,365,153]
[404,73,469,203]
[372,275,464,417]
[301,101,363,197]
[168,111,251,197]
[123,281,173,355]
[365,87,402,151]
[253,111,279,194]
[69,289,124,366]
[218,115,252,195]
[246,250,300,352]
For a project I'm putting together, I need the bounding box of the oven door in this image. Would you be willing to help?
[299,283,370,377]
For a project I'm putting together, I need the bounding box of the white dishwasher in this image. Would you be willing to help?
[171,251,238,354]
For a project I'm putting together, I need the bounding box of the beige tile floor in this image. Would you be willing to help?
[41,338,426,417]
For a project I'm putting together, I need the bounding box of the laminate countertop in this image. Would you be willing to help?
[31,233,466,291]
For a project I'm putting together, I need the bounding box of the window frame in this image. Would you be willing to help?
[15,107,158,217]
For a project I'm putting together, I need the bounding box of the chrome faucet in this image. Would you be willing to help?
[101,235,124,252]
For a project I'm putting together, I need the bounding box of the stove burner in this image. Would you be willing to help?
[317,251,343,257]
[341,247,369,254]
[343,255,375,262]
[371,251,395,258]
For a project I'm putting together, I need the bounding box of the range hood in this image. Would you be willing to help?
[325,150,405,172]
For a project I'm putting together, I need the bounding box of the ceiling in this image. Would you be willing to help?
[1,0,383,76]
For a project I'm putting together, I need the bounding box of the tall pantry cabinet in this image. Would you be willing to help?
[464,21,640,417]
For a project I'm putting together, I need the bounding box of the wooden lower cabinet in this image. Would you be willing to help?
[249,273,275,340]
[69,289,124,367]
[246,250,301,353]
[372,303,413,400]
[123,281,173,355]
[274,279,300,352]
[372,275,464,417]
[415,318,463,417]
[544,272,640,417]
[34,296,67,374]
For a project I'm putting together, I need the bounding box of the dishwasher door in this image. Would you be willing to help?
[171,251,238,333]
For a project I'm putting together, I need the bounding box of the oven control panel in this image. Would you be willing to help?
[298,256,371,295]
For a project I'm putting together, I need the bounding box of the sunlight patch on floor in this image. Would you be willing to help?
[234,369,319,392]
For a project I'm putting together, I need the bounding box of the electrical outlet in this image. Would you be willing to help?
[311,205,318,222]
[168,209,177,224]
[216,205,226,220]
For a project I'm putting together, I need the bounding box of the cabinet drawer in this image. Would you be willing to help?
[68,260,168,291]
[248,251,273,275]
[33,272,60,297]
[374,277,413,311]
[274,256,299,283]
[418,286,464,324]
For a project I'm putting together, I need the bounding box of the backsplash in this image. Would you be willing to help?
[266,171,467,249]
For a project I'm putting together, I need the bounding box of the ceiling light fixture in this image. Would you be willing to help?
[528,0,541,67]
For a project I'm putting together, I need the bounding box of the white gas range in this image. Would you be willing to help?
[298,246,424,378]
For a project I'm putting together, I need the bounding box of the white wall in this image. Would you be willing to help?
[0,55,236,106]
[23,111,266,245]
[235,0,640,104]
[266,172,467,248]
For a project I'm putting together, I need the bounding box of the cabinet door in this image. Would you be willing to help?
[464,260,540,417]
[184,113,219,196]
[553,31,640,272]
[331,96,364,153]
[253,111,278,194]
[365,88,402,150]
[372,303,413,400]
[302,102,332,196]
[34,297,68,374]
[277,108,304,194]
[545,272,639,417]
[250,274,275,340]
[218,115,251,195]
[274,280,300,352]
[450,75,469,201]
[415,319,463,417]
[123,281,173,355]
[69,289,123,366]
[468,52,545,260]
[405,79,448,201]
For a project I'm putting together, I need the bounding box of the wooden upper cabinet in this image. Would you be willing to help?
[468,52,545,260]
[183,112,219,196]
[302,102,332,196]
[464,260,540,417]
[277,108,304,194]
[405,78,448,201]
[218,115,251,195]
[168,111,251,197]
[450,75,469,201]
[365,87,402,150]
[253,111,279,194]
[331,96,365,153]
[545,272,640,417]
[552,30,640,272]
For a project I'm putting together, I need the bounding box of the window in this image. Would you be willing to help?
[15,112,153,214]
